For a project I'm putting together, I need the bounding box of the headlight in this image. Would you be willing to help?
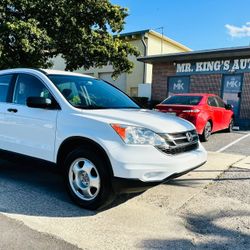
[111,124,168,147]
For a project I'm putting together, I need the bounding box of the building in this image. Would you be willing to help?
[138,46,250,129]
[52,29,190,97]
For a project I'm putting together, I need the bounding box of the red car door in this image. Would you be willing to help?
[215,96,232,129]
[207,96,222,132]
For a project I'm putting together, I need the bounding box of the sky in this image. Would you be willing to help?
[111,0,250,51]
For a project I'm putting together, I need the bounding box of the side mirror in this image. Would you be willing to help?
[225,104,233,110]
[26,97,52,109]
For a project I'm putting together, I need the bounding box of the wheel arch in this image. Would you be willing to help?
[56,136,114,177]
[200,117,213,134]
[206,118,213,131]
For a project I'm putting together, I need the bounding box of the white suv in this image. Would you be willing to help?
[0,68,207,209]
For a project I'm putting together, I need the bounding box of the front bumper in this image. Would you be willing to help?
[108,142,207,182]
[112,161,206,194]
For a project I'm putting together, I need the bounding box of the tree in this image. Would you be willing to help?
[0,0,139,76]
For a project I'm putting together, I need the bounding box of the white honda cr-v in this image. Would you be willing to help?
[0,68,207,209]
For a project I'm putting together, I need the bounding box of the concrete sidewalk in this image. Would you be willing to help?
[133,152,245,211]
[1,152,246,249]
[232,156,250,169]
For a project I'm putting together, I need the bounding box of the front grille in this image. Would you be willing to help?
[158,142,199,155]
[157,130,199,155]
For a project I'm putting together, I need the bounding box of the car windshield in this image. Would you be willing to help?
[162,95,202,105]
[48,75,140,109]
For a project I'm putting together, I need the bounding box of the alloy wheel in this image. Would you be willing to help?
[68,158,101,201]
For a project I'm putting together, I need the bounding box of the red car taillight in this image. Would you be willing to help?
[182,109,200,114]
[179,109,200,120]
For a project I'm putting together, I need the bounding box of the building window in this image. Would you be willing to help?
[85,73,95,77]
[130,87,138,97]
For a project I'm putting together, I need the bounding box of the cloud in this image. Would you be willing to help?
[225,22,250,38]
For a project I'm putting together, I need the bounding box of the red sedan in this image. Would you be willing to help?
[156,93,234,141]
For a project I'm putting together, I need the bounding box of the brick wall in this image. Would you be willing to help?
[152,62,175,101]
[151,62,222,100]
[240,73,250,119]
[190,74,222,96]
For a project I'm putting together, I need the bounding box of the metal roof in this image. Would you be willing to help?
[118,29,150,37]
[117,29,190,51]
[138,46,250,64]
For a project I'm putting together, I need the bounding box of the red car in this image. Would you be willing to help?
[156,93,234,141]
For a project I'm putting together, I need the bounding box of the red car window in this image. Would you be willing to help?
[215,97,225,108]
[162,95,202,105]
[207,97,218,107]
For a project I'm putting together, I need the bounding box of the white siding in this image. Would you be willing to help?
[98,72,126,92]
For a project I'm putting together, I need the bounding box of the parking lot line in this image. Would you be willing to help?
[216,133,250,153]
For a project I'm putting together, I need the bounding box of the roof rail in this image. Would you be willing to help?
[31,68,48,75]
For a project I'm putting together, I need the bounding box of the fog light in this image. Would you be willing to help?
[143,171,167,181]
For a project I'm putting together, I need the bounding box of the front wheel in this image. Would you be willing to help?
[200,121,212,142]
[64,148,114,210]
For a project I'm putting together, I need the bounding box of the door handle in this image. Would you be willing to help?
[7,108,18,113]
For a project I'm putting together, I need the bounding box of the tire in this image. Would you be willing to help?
[200,121,212,142]
[225,118,234,133]
[63,147,115,210]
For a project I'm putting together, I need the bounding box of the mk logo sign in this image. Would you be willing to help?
[226,78,241,88]
[173,80,184,90]
[169,76,189,95]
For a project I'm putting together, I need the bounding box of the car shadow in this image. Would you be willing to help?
[164,166,250,187]
[139,210,250,249]
[165,176,250,187]
[0,159,137,217]
[193,169,248,172]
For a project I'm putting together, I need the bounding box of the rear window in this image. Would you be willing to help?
[162,95,202,105]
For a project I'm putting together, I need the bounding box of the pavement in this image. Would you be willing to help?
[202,130,250,155]
[233,156,250,169]
[0,149,249,249]
[0,213,81,250]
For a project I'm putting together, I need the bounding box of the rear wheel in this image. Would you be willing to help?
[200,121,212,142]
[225,118,234,132]
[64,148,114,210]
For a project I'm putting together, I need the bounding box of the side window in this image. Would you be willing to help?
[208,97,218,107]
[13,74,52,105]
[0,74,13,102]
[216,97,225,108]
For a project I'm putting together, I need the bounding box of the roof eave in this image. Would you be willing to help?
[138,46,250,64]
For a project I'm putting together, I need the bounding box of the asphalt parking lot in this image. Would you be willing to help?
[202,130,250,155]
[0,130,249,249]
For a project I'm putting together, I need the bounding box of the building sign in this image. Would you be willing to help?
[223,75,242,93]
[168,76,190,96]
[222,75,242,117]
[176,58,250,75]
